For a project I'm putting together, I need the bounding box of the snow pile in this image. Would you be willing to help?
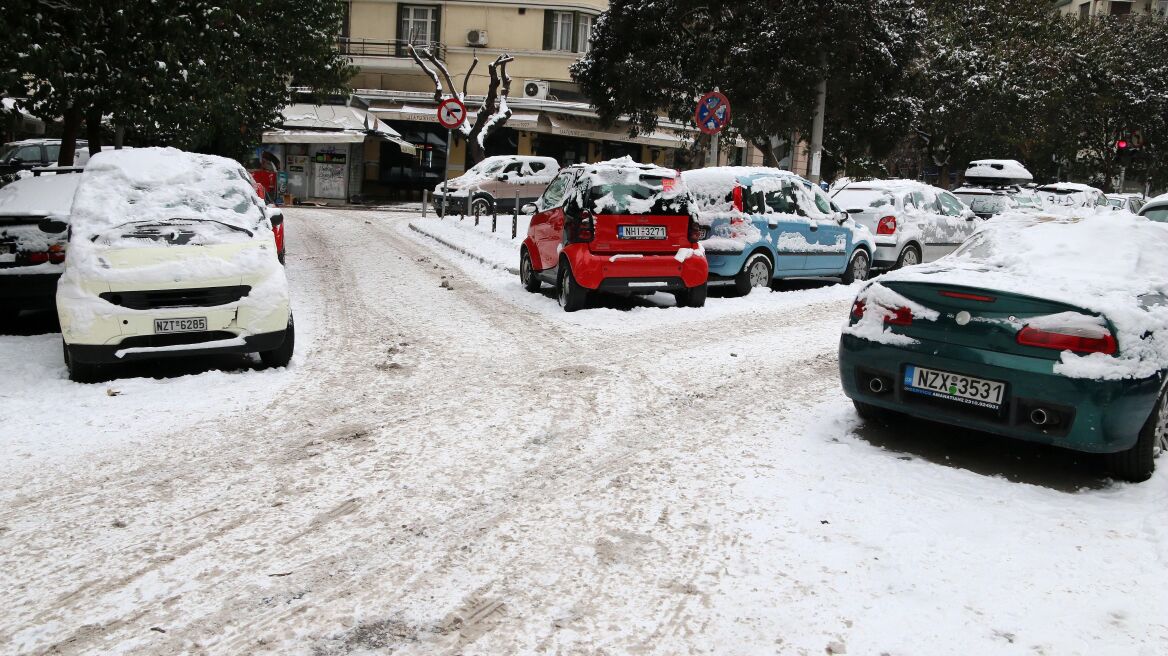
[0,172,81,217]
[964,159,1033,183]
[867,208,1168,379]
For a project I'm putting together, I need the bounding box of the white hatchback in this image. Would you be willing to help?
[56,148,293,382]
[830,180,978,270]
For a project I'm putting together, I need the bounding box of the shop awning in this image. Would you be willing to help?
[371,105,541,131]
[263,130,366,144]
[265,103,417,155]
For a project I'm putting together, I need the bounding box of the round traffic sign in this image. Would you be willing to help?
[695,91,731,135]
[437,97,467,129]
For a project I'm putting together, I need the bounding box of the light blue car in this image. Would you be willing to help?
[682,167,875,296]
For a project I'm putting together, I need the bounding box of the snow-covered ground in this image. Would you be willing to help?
[0,208,1164,655]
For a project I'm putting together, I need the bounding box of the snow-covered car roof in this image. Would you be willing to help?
[70,147,263,239]
[682,166,817,213]
[953,186,1013,196]
[964,159,1033,182]
[1037,182,1102,194]
[2,138,87,147]
[1106,193,1144,200]
[442,155,560,190]
[0,171,81,218]
[572,156,675,178]
[877,208,1168,379]
[840,179,938,193]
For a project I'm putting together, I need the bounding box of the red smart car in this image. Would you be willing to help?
[519,158,708,311]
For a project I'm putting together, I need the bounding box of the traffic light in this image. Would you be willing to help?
[1115,132,1136,166]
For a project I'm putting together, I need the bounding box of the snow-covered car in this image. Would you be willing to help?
[1138,196,1168,223]
[433,155,559,216]
[1106,193,1145,214]
[519,157,707,311]
[0,170,82,320]
[1036,182,1107,209]
[56,148,293,382]
[840,211,1168,482]
[683,167,874,295]
[830,180,978,270]
[0,139,89,179]
[953,159,1043,219]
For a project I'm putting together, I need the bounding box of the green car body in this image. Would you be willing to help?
[839,280,1165,457]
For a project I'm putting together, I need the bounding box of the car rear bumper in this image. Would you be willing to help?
[0,271,61,309]
[872,243,900,268]
[68,329,287,364]
[838,333,1162,454]
[568,249,708,291]
[705,251,748,279]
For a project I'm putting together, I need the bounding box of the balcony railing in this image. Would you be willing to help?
[338,38,446,61]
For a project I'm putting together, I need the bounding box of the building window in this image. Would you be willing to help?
[1080,2,1090,18]
[1109,0,1132,15]
[544,11,596,53]
[400,5,438,45]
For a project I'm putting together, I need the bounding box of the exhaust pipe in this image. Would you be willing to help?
[869,378,886,394]
[1030,408,1050,426]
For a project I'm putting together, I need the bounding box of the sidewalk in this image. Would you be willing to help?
[408,214,531,275]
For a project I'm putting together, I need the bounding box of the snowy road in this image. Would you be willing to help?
[1,208,1165,655]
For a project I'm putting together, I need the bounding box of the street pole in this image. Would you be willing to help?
[1118,165,1126,193]
[706,133,720,168]
[441,128,452,218]
[808,53,827,184]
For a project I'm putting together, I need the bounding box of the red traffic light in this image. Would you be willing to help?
[1117,139,1129,149]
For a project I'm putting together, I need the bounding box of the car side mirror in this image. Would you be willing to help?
[768,217,780,228]
[499,174,510,182]
[521,203,537,214]
[38,217,69,234]
[836,211,849,224]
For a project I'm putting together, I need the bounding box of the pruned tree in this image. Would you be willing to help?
[408,45,514,163]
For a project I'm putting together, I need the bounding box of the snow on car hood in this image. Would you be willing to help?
[866,208,1168,379]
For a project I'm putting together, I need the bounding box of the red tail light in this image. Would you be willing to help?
[850,300,912,325]
[571,211,595,243]
[27,251,49,264]
[939,290,995,302]
[732,186,744,212]
[49,244,66,264]
[877,216,897,235]
[1016,325,1117,355]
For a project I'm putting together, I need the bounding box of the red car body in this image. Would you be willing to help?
[519,160,708,311]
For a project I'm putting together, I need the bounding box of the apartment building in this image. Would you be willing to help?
[1054,0,1168,18]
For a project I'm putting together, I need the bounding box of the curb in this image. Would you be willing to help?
[408,222,520,275]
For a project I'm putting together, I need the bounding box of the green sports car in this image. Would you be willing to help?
[839,211,1168,482]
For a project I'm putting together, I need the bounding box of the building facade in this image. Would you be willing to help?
[340,0,750,198]
[1054,0,1168,18]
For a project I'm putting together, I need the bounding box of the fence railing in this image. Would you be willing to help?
[337,38,446,60]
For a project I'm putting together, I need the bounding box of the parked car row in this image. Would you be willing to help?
[1,147,293,382]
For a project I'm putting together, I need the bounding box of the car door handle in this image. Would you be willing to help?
[809,224,818,232]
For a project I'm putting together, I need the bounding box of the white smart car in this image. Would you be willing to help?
[830,180,978,270]
[56,148,293,382]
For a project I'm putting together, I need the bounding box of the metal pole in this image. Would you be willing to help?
[513,189,519,239]
[1118,165,1126,193]
[441,128,452,219]
[422,189,428,218]
[707,133,720,168]
[492,203,497,232]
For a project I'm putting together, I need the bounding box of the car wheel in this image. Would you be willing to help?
[842,250,870,284]
[470,197,492,216]
[1105,386,1168,482]
[260,314,296,368]
[520,249,542,293]
[63,340,104,384]
[733,252,773,297]
[895,244,921,269]
[675,283,708,308]
[557,262,588,312]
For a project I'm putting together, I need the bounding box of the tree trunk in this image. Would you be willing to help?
[58,106,83,167]
[85,105,104,155]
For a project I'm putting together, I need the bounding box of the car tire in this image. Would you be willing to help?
[675,283,708,308]
[470,197,492,217]
[1104,386,1168,482]
[557,262,588,312]
[63,340,104,384]
[842,249,870,284]
[260,314,295,368]
[895,244,921,269]
[733,252,773,297]
[520,249,542,293]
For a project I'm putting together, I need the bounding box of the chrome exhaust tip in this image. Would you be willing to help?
[1030,408,1050,426]
[869,378,886,394]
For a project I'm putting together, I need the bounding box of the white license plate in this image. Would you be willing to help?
[154,317,208,334]
[903,365,1005,409]
[618,225,666,240]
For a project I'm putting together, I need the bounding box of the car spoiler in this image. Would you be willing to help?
[30,166,85,176]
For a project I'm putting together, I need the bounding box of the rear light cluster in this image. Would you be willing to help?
[569,211,595,243]
[877,216,897,235]
[732,186,744,212]
[23,245,66,265]
[688,217,702,243]
[851,300,912,325]
[1016,325,1117,355]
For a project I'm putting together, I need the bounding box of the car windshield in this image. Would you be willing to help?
[470,159,507,176]
[958,195,1012,214]
[1011,193,1042,208]
[833,188,894,211]
[0,145,18,162]
[1144,207,1168,223]
[1107,198,1125,208]
[587,176,689,215]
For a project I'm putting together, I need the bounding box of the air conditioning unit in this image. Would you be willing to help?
[466,29,489,47]
[523,80,550,100]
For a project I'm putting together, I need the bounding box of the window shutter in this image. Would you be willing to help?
[571,12,580,52]
[397,4,406,41]
[543,10,555,50]
[432,6,441,47]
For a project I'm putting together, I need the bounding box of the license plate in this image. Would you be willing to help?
[903,365,1005,409]
[618,225,666,240]
[154,317,208,334]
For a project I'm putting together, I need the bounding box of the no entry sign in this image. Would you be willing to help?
[437,97,468,129]
[695,91,731,135]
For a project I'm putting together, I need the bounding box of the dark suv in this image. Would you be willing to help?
[0,140,88,178]
[519,158,708,311]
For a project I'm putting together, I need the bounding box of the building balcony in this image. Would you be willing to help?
[338,38,447,61]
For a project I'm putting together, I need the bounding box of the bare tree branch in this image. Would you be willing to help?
[467,54,515,162]
[407,44,443,102]
[462,54,479,99]
[422,48,458,99]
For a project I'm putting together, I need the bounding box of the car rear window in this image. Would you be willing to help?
[585,175,689,215]
[833,188,894,211]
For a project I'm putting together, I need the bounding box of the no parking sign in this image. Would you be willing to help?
[695,91,731,135]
